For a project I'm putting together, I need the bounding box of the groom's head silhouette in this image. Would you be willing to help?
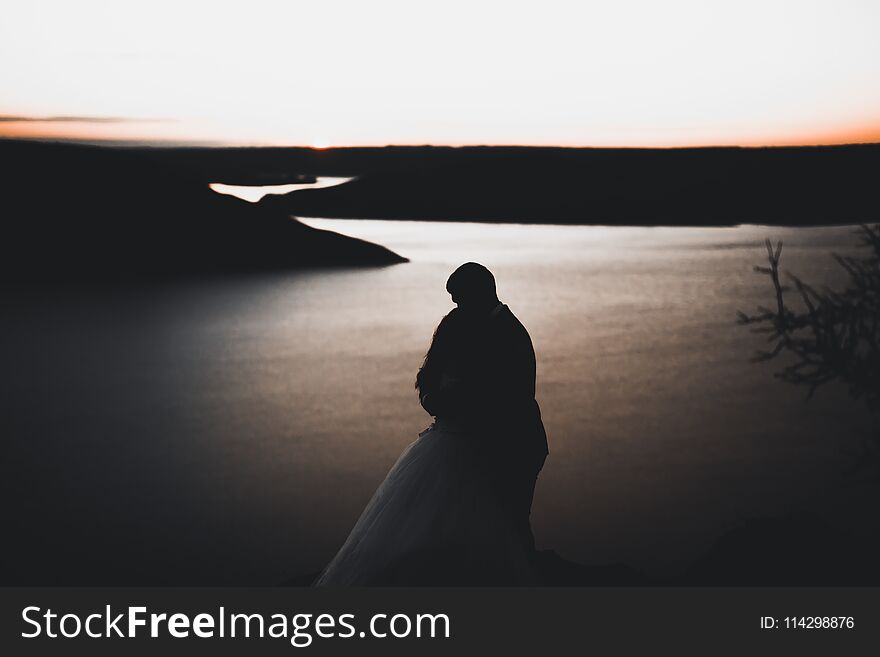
[446,262,499,314]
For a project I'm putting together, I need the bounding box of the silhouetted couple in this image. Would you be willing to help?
[315,263,548,585]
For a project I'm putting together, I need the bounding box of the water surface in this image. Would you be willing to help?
[4,219,874,583]
[209,177,353,203]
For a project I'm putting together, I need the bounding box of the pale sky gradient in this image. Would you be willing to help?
[1,0,879,146]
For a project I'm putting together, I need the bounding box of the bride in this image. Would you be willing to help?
[314,263,548,586]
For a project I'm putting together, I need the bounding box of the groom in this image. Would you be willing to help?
[422,262,549,553]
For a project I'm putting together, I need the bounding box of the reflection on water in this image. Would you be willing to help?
[209,177,353,203]
[3,221,876,584]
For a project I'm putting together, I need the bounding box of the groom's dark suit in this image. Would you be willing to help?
[419,303,548,551]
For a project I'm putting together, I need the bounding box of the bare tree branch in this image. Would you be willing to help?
[737,224,880,446]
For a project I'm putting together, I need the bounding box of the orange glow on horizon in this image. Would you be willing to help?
[2,117,879,148]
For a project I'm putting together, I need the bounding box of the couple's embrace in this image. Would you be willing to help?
[316,263,548,585]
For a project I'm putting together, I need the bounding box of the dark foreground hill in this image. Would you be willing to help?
[284,512,880,587]
[0,140,405,282]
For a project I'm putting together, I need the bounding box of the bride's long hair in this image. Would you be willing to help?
[415,309,460,396]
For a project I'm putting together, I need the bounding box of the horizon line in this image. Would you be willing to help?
[2,135,880,150]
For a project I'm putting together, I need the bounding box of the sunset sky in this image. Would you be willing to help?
[1,0,879,147]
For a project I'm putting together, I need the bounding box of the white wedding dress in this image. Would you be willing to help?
[314,419,539,586]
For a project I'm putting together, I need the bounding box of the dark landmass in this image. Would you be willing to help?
[259,143,880,225]
[5,141,879,280]
[213,172,316,186]
[0,140,405,282]
[115,141,880,226]
[283,513,880,586]
[280,552,652,587]
[679,513,880,586]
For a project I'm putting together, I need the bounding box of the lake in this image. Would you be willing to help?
[3,215,875,584]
